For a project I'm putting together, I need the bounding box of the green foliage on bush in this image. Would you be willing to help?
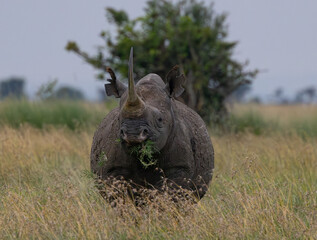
[66,0,257,124]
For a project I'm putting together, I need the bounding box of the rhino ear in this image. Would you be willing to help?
[164,65,185,98]
[104,67,127,98]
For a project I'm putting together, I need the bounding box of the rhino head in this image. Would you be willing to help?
[104,47,185,151]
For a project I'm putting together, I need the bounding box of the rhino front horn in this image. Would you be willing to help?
[124,47,145,116]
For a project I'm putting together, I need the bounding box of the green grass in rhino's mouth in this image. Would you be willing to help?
[128,140,159,169]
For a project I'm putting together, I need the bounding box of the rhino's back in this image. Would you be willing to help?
[173,100,214,186]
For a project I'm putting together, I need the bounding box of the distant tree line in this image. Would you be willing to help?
[0,78,85,101]
[35,79,85,101]
[0,77,26,99]
[0,77,315,104]
[269,86,317,104]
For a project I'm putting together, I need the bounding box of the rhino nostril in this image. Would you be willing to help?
[139,129,149,141]
[120,129,127,139]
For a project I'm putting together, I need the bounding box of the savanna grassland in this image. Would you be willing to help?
[0,101,316,239]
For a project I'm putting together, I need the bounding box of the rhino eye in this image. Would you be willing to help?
[158,117,163,122]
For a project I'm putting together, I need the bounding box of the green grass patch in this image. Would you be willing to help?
[290,116,317,138]
[225,109,317,138]
[228,111,272,135]
[1,100,317,138]
[0,100,106,130]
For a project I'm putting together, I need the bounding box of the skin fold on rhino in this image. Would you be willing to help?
[90,48,214,200]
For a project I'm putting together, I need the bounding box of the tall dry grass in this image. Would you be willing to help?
[0,125,316,239]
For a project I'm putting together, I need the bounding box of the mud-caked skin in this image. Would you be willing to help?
[91,49,214,199]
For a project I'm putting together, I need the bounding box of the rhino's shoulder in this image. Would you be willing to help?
[100,107,119,125]
[173,100,206,129]
[90,108,120,168]
[172,99,213,153]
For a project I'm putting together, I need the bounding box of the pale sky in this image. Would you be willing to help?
[0,0,316,100]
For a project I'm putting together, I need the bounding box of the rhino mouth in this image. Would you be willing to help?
[121,136,147,146]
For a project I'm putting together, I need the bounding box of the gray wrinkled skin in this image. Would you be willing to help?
[91,73,214,199]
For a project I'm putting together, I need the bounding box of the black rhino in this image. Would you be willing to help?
[91,48,214,200]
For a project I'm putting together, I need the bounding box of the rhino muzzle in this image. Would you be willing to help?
[120,127,149,145]
[120,119,151,145]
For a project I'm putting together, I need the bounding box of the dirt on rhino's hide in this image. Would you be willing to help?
[91,48,214,200]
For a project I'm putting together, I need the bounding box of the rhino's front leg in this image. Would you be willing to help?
[106,167,132,180]
[98,167,138,206]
